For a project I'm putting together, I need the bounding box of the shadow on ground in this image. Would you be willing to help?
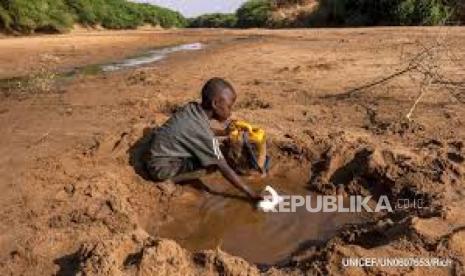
[53,250,80,276]
[128,127,157,181]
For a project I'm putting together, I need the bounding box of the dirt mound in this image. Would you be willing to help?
[76,231,260,275]
[306,132,463,215]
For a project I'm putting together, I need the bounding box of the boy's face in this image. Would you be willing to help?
[212,89,236,122]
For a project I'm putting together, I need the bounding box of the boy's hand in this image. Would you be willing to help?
[216,159,259,202]
[251,194,264,203]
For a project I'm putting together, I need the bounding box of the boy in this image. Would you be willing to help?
[145,78,261,201]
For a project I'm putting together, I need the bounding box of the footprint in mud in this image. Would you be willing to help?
[292,65,301,73]
[447,141,464,164]
[277,66,290,73]
[449,141,464,152]
[306,63,333,70]
[448,152,464,164]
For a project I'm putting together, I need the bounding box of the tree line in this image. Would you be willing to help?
[0,0,186,34]
[188,0,465,28]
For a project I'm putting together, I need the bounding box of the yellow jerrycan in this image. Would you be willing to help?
[228,120,268,173]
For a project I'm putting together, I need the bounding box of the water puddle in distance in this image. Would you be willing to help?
[152,169,370,265]
[100,42,203,72]
[0,42,204,94]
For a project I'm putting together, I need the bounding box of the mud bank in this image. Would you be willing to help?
[0,28,464,275]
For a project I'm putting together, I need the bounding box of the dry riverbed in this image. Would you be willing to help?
[0,27,464,275]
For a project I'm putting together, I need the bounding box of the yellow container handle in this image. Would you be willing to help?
[233,121,253,133]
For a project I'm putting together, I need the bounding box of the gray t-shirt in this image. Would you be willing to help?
[149,102,223,166]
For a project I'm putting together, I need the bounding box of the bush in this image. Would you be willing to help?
[2,0,74,33]
[65,0,107,26]
[236,0,273,28]
[0,5,12,30]
[397,0,452,25]
[304,0,452,26]
[0,0,186,34]
[454,1,465,22]
[231,0,454,28]
[100,1,144,29]
[188,13,237,28]
[66,0,186,29]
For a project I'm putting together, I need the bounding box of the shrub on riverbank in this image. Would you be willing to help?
[236,0,273,27]
[0,0,74,33]
[396,0,452,25]
[0,6,11,30]
[66,0,186,29]
[188,13,237,28]
[0,0,186,34]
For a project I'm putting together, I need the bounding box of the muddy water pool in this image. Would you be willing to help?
[152,169,370,265]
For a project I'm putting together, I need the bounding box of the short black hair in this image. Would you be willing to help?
[201,78,235,108]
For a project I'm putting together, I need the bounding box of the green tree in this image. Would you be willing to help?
[0,0,186,34]
[0,5,12,30]
[189,13,237,28]
[397,0,452,25]
[5,0,74,33]
[236,0,272,28]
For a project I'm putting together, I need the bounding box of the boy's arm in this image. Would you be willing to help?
[216,159,261,201]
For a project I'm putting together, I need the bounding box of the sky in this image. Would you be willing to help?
[134,0,247,17]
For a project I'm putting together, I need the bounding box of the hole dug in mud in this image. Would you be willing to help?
[141,167,371,265]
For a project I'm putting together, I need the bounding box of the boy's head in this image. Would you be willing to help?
[201,78,236,122]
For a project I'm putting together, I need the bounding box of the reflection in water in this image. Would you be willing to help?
[155,170,370,265]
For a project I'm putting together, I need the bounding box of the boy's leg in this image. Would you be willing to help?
[171,170,208,183]
[171,159,210,183]
[145,157,183,181]
[145,157,211,182]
